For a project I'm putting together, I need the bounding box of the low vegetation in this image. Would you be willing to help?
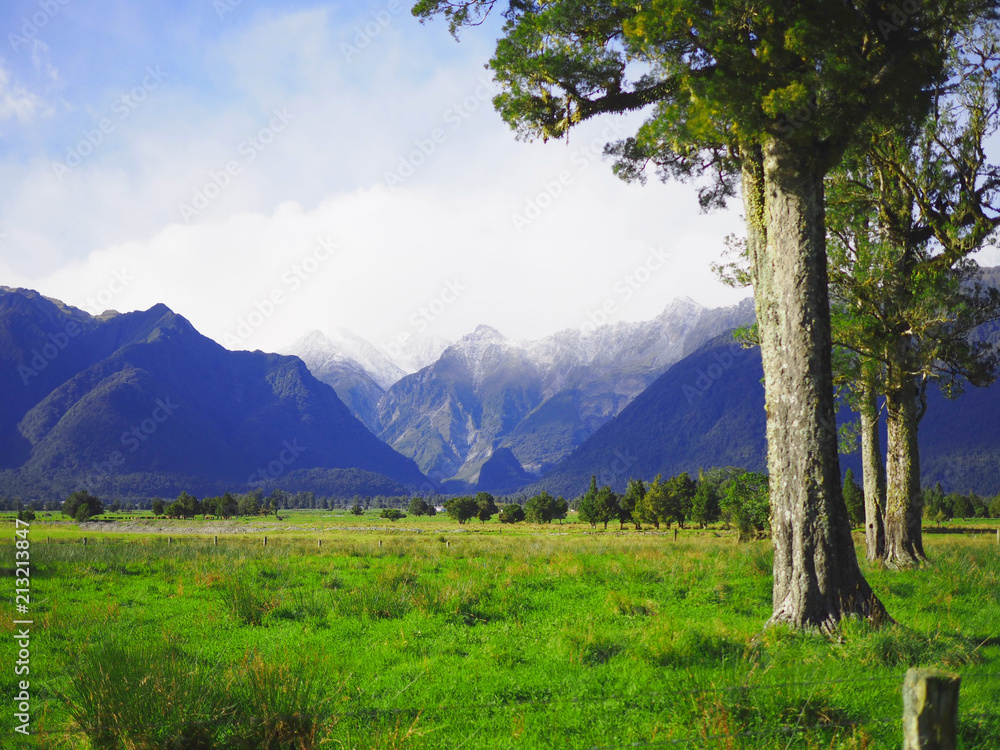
[1,513,998,748]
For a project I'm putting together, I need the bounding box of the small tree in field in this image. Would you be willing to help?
[691,479,721,528]
[576,476,600,528]
[499,504,525,523]
[380,508,406,521]
[636,476,670,530]
[721,473,770,542]
[444,496,478,525]
[593,486,620,531]
[620,480,645,530]
[551,497,568,524]
[525,492,555,524]
[663,473,696,529]
[475,492,499,523]
[408,496,432,516]
[64,491,103,521]
[151,498,165,516]
[350,501,365,516]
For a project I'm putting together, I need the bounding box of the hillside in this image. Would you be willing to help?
[0,287,426,501]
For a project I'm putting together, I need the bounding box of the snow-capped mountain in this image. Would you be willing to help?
[286,328,406,390]
[375,296,756,488]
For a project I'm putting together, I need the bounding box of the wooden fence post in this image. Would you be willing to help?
[903,668,960,750]
[263,536,267,547]
[83,537,87,546]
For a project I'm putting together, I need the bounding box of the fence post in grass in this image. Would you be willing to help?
[214,535,218,546]
[168,536,172,545]
[83,537,87,546]
[378,539,382,548]
[317,539,322,550]
[263,536,267,547]
[996,527,998,545]
[902,668,960,750]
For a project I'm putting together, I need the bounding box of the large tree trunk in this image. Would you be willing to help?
[859,376,886,561]
[744,140,889,630]
[884,373,927,567]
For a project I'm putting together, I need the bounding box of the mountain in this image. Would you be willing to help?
[286,327,406,390]
[283,329,404,431]
[375,297,756,487]
[534,330,1000,498]
[0,288,427,501]
[476,447,533,493]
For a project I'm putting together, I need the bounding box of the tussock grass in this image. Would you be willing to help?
[9,524,1000,748]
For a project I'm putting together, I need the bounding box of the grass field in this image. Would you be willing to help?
[2,513,999,749]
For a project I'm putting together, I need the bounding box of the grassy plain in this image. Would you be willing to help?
[2,512,999,749]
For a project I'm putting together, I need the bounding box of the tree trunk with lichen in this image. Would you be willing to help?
[884,367,927,568]
[859,376,886,561]
[743,139,889,630]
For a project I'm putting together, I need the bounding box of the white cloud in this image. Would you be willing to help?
[1,5,750,362]
[0,64,44,122]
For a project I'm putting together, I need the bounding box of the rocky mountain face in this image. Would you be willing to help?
[533,329,1000,498]
[0,288,427,501]
[370,297,756,488]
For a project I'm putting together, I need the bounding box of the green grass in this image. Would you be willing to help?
[1,519,999,748]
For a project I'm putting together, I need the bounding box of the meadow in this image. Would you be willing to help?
[2,512,999,749]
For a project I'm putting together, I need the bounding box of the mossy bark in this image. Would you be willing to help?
[859,378,886,561]
[743,139,889,629]
[884,373,927,567]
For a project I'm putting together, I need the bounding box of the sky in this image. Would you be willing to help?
[1,1,996,365]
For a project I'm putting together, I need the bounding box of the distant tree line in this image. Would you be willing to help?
[10,471,1000,532]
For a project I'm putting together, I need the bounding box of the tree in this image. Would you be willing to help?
[350,500,365,516]
[825,38,1000,567]
[268,489,291,512]
[721,472,771,542]
[576,477,600,528]
[444,496,478,525]
[408,496,432,516]
[620,480,645,530]
[498,503,525,523]
[410,0,992,628]
[635,476,669,530]
[63,490,103,521]
[475,492,499,523]
[380,508,406,521]
[219,493,239,519]
[842,470,865,528]
[17,508,36,522]
[238,492,261,518]
[592,486,619,531]
[551,496,568,524]
[151,498,165,516]
[989,495,1000,518]
[525,492,555,524]
[663,473,696,529]
[171,491,199,519]
[691,479,721,528]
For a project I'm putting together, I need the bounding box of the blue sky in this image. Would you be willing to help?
[16,0,976,364]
